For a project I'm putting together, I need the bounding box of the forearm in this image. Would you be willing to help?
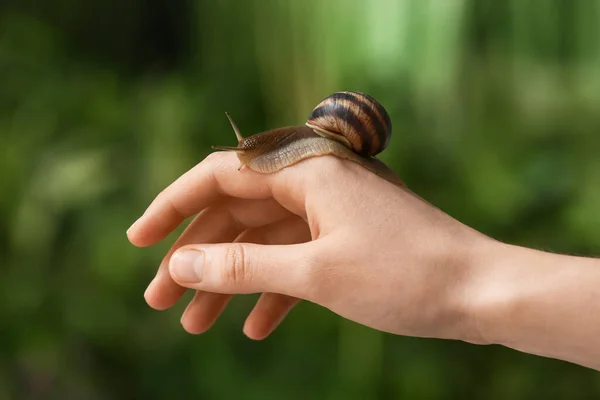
[469,241,600,370]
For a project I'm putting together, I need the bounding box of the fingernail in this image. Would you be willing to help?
[170,250,204,282]
[126,217,142,236]
[144,276,158,299]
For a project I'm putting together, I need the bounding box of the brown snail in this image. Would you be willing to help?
[211,91,402,185]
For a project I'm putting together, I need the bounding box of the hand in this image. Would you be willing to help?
[127,151,600,370]
[126,152,489,342]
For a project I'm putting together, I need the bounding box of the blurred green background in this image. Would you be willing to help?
[1,0,599,398]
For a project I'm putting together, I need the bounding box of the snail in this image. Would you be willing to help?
[211,91,402,185]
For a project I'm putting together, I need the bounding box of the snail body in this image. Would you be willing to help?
[211,91,401,185]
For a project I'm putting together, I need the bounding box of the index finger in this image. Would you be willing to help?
[126,151,304,247]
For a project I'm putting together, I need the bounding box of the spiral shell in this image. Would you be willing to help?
[305,91,392,157]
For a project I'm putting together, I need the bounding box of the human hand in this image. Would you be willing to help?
[126,152,491,342]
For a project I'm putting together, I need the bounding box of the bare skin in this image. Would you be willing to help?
[127,152,600,371]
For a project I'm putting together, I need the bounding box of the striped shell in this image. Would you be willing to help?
[305,91,392,157]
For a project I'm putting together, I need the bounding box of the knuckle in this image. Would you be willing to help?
[310,157,347,184]
[311,155,345,173]
[205,150,227,163]
[155,190,185,219]
[220,244,250,286]
[206,151,237,172]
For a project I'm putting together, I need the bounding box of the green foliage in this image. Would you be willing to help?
[1,0,599,398]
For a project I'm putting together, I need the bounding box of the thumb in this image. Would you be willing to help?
[168,242,318,298]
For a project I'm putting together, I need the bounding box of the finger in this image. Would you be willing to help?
[180,216,310,335]
[168,204,318,293]
[243,293,300,340]
[127,152,307,248]
[168,238,322,301]
[145,197,292,310]
[179,290,232,335]
[144,206,239,310]
[240,217,310,339]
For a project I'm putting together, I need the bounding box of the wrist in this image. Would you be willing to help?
[461,239,600,369]
[448,236,509,345]
[459,240,526,346]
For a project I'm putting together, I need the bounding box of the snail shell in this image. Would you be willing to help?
[305,91,392,157]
